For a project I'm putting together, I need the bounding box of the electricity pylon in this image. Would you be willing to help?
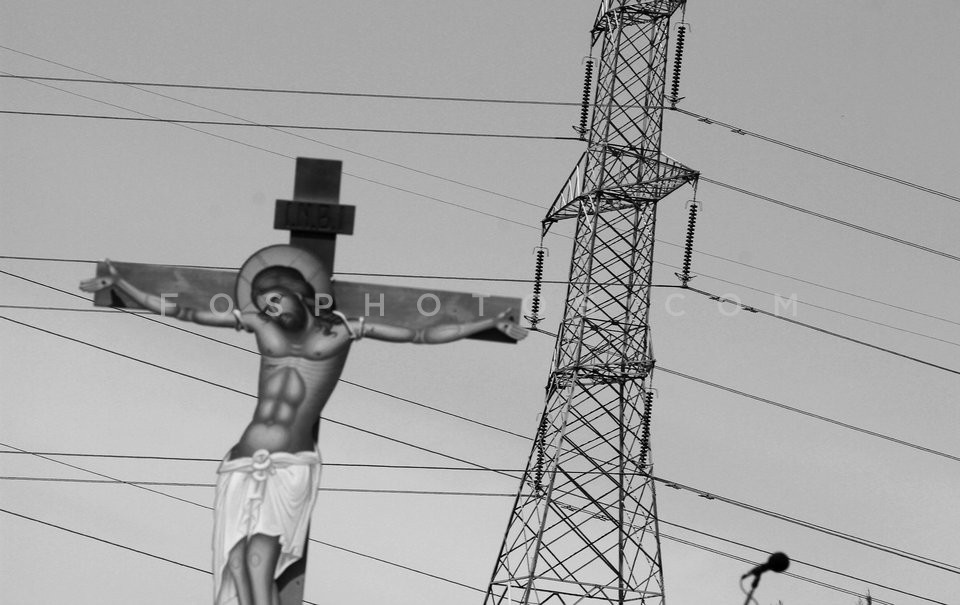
[484,2,697,603]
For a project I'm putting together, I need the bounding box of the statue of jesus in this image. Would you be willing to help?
[81,244,526,605]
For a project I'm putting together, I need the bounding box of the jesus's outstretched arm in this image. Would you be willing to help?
[80,260,253,329]
[345,308,527,344]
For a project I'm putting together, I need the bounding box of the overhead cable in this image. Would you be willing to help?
[0,52,546,210]
[0,109,580,141]
[3,306,955,578]
[701,177,960,263]
[674,107,960,205]
[0,475,944,604]
[5,265,956,463]
[686,286,960,376]
[0,72,578,106]
[3,69,958,209]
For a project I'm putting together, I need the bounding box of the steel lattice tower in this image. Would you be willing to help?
[484,2,697,603]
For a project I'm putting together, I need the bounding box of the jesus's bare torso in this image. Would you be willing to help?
[229,319,352,459]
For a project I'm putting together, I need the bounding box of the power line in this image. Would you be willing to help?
[0,314,524,484]
[2,70,957,213]
[0,442,490,594]
[658,519,940,605]
[674,107,960,205]
[6,466,957,576]
[0,507,219,577]
[651,476,960,575]
[701,177,960,263]
[8,49,960,275]
[0,72,579,106]
[5,309,956,585]
[656,366,960,463]
[1,478,948,604]
[677,247,960,328]
[0,51,548,211]
[686,286,960,376]
[0,476,513,497]
[0,109,580,141]
[4,270,959,582]
[0,268,531,439]
[6,249,959,348]
[4,70,548,230]
[0,254,572,284]
[658,532,899,605]
[664,273,960,349]
[2,471,947,603]
[0,450,529,470]
[6,264,957,465]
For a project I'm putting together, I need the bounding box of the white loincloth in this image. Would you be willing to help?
[212,448,321,605]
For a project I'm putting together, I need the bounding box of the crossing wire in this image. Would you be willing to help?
[0,477,945,604]
[8,61,960,285]
[3,317,957,578]
[7,228,960,347]
[0,443,490,595]
[0,476,513,497]
[673,107,960,205]
[0,109,581,141]
[0,72,580,106]
[7,47,960,264]
[5,42,957,583]
[701,177,960,263]
[0,52,547,211]
[0,488,481,598]
[2,70,958,209]
[685,286,960,376]
[658,518,942,605]
[1,39,952,604]
[4,265,958,464]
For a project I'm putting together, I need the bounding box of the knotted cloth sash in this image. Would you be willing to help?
[212,449,321,604]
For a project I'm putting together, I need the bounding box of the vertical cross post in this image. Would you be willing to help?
[274,157,355,273]
[273,157,354,605]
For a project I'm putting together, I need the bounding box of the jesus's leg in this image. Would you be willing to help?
[246,533,282,605]
[227,540,253,605]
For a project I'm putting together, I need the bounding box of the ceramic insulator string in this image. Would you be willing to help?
[578,58,594,140]
[670,25,686,106]
[639,391,654,468]
[525,246,547,328]
[534,413,548,496]
[679,202,698,285]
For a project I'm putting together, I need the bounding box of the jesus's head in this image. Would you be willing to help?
[251,266,318,331]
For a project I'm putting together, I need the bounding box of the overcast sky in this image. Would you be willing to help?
[2,2,958,604]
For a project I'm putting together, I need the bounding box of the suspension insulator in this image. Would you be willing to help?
[525,246,548,328]
[670,24,686,106]
[677,201,699,286]
[639,391,654,468]
[578,58,595,140]
[535,413,548,496]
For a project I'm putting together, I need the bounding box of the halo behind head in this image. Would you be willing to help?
[235,245,331,315]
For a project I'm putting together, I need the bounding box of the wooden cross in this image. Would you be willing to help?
[273,158,349,605]
[88,158,522,605]
[93,159,518,342]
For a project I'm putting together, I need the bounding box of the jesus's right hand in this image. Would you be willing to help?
[80,260,119,292]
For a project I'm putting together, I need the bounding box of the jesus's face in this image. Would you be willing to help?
[256,287,308,331]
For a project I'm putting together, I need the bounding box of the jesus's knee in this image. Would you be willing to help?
[228,542,247,570]
[245,534,280,571]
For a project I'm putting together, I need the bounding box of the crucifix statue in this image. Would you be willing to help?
[79,158,526,605]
